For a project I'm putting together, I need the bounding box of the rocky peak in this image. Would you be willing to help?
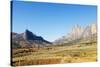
[23,29,37,40]
[82,23,97,38]
[91,23,97,34]
[54,23,97,44]
[72,24,83,34]
[12,29,52,48]
[68,24,83,40]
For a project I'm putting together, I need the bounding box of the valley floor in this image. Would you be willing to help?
[12,43,97,66]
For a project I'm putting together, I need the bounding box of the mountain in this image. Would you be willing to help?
[66,24,83,41]
[12,29,52,48]
[82,23,97,39]
[54,23,97,45]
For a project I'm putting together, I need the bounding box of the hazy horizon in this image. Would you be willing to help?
[12,1,97,42]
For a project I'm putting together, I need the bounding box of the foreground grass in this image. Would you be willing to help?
[12,43,97,66]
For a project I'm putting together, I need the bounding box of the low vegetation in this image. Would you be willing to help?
[12,42,97,66]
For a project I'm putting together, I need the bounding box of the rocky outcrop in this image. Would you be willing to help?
[12,29,52,48]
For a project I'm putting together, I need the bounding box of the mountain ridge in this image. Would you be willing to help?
[12,23,97,48]
[54,23,97,45]
[12,29,52,48]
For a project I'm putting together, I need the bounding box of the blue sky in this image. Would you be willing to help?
[12,1,97,42]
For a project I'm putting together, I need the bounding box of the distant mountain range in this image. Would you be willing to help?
[54,23,97,44]
[12,23,97,48]
[12,29,52,48]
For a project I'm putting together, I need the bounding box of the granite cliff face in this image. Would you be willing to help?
[12,29,52,48]
[54,23,97,44]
